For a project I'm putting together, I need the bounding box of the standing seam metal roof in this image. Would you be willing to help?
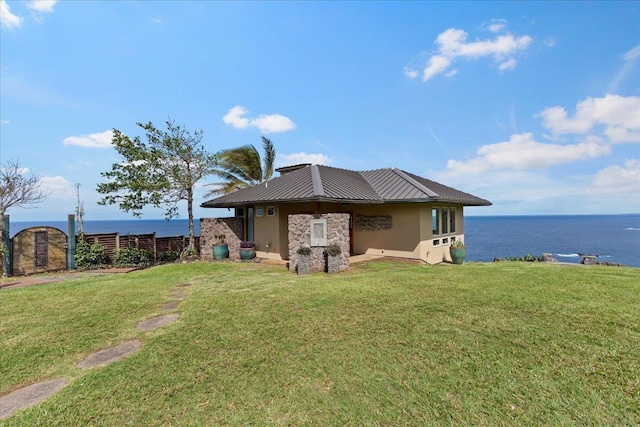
[201,165,491,207]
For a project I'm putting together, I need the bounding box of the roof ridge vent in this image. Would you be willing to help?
[392,168,439,197]
[311,165,325,197]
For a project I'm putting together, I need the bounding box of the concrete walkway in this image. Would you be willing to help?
[0,283,189,420]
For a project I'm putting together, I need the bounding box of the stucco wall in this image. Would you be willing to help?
[288,213,350,273]
[199,217,243,261]
[253,207,282,260]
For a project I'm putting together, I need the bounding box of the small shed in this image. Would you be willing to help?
[12,226,68,276]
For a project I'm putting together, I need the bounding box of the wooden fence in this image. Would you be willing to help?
[80,233,200,263]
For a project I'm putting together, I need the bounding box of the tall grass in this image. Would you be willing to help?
[1,261,638,426]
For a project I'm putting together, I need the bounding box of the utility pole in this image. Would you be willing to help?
[75,183,84,236]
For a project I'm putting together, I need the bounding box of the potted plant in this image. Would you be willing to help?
[324,243,342,274]
[296,246,312,275]
[212,234,228,260]
[449,239,466,265]
[239,241,256,260]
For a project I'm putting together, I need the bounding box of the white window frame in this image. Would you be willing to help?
[310,218,327,247]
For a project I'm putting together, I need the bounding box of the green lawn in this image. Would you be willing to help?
[1,261,639,426]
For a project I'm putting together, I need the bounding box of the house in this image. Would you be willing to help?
[200,164,491,270]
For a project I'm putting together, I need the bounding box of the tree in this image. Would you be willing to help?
[0,158,50,217]
[97,119,216,252]
[206,136,276,196]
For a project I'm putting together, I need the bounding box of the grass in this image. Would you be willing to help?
[1,261,639,426]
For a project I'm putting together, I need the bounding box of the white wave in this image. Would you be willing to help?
[556,253,581,258]
[625,227,640,231]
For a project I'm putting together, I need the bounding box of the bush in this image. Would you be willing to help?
[240,241,256,249]
[159,250,181,263]
[297,246,312,256]
[113,246,154,267]
[324,244,342,257]
[75,240,108,270]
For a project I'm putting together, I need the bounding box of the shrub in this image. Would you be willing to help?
[159,250,181,263]
[75,240,108,270]
[297,246,312,256]
[324,244,342,257]
[240,241,256,248]
[113,246,154,267]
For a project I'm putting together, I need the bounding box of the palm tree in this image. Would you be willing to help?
[207,136,276,196]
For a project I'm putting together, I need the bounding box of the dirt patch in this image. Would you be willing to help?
[0,378,67,420]
[136,313,180,331]
[77,340,142,369]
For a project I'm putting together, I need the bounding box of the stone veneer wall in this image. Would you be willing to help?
[355,214,392,231]
[199,217,243,261]
[288,213,350,273]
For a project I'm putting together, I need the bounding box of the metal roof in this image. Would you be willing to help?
[201,165,491,208]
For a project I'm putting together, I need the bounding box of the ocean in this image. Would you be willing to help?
[7,214,640,267]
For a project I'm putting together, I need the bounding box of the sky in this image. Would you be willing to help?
[1,0,639,222]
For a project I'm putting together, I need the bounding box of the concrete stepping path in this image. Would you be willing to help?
[77,340,142,369]
[0,378,67,420]
[1,284,189,420]
[162,300,181,310]
[136,313,180,331]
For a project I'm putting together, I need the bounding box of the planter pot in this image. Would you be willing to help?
[212,244,229,260]
[326,254,341,274]
[450,247,466,265]
[239,248,256,260]
[297,255,311,275]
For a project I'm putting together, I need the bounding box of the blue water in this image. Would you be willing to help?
[7,215,640,267]
[464,214,640,267]
[8,219,201,238]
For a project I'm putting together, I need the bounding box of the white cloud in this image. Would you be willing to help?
[222,105,296,133]
[537,94,640,138]
[485,18,507,34]
[222,106,250,129]
[403,66,418,79]
[592,159,640,194]
[41,175,75,200]
[250,114,296,133]
[26,0,58,13]
[276,152,331,167]
[498,58,517,72]
[444,94,640,184]
[423,55,451,81]
[62,130,113,148]
[414,23,532,82]
[1,0,23,28]
[1,119,9,125]
[445,132,610,177]
[609,44,640,93]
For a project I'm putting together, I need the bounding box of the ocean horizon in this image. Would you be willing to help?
[6,214,640,268]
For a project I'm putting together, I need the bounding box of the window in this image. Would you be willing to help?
[267,206,275,216]
[432,206,457,236]
[256,207,264,217]
[310,219,327,246]
[441,208,449,235]
[449,207,456,233]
